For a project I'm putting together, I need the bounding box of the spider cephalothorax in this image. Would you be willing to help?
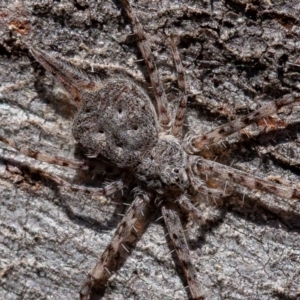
[136,136,189,192]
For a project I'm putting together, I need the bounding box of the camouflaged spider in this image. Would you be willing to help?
[1,0,300,299]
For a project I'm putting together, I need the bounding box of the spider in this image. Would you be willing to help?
[1,0,300,299]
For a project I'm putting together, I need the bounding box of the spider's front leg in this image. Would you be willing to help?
[191,156,300,200]
[80,188,153,300]
[184,94,300,153]
[162,203,204,300]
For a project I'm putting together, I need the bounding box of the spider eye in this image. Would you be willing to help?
[174,169,179,173]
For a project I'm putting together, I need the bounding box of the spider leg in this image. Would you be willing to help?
[0,135,88,170]
[176,194,221,227]
[263,145,300,169]
[44,170,124,195]
[121,0,171,129]
[189,171,223,197]
[162,204,204,300]
[80,189,152,300]
[191,156,300,200]
[2,156,123,196]
[184,94,300,153]
[30,47,98,106]
[170,37,188,136]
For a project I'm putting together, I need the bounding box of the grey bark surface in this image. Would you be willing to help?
[1,0,300,300]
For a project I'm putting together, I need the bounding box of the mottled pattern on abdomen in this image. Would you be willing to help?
[73,78,159,167]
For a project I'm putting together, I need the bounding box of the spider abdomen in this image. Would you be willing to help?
[72,78,159,167]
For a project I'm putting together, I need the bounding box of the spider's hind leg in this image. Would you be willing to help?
[170,37,188,137]
[0,134,87,170]
[121,0,171,129]
[1,149,124,196]
[30,47,99,106]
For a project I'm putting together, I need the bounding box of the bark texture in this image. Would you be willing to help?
[0,0,300,299]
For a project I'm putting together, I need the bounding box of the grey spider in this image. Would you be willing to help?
[1,0,300,299]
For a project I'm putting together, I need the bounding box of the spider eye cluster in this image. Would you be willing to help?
[172,169,180,183]
[168,167,188,190]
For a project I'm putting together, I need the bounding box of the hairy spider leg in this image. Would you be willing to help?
[121,0,171,130]
[176,194,217,225]
[80,190,152,300]
[2,155,124,196]
[192,157,300,200]
[170,36,188,136]
[162,204,204,300]
[0,135,88,170]
[30,47,98,106]
[185,94,300,153]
